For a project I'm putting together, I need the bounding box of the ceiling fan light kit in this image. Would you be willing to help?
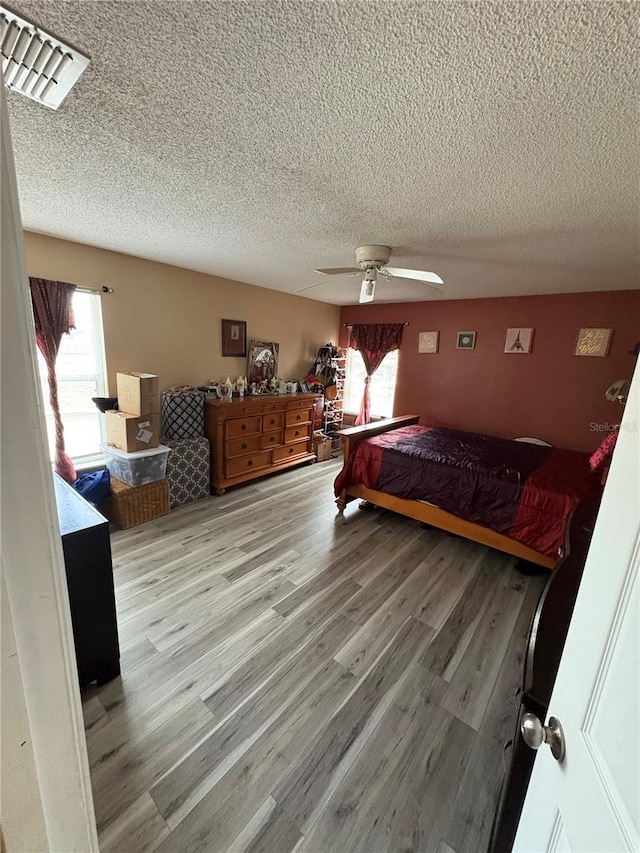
[300,244,444,304]
[359,268,377,303]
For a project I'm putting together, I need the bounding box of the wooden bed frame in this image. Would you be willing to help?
[336,415,557,570]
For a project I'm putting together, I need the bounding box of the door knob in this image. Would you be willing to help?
[521,713,565,761]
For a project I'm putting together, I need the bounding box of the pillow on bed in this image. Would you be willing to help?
[589,429,619,473]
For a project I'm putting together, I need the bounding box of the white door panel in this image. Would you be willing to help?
[514,361,639,853]
[549,817,571,853]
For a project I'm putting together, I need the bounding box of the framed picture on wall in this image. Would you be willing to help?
[504,328,534,353]
[221,319,247,357]
[246,340,279,385]
[456,331,476,350]
[575,328,613,357]
[418,331,439,353]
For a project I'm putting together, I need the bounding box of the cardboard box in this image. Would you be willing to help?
[106,410,160,452]
[116,372,160,415]
[313,436,332,462]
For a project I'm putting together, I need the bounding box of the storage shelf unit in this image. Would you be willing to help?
[320,348,346,450]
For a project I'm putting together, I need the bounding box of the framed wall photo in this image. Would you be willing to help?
[575,328,613,357]
[246,340,279,385]
[221,319,247,357]
[418,331,439,354]
[456,331,476,350]
[504,328,534,354]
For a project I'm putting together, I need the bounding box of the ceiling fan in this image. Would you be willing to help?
[296,245,444,303]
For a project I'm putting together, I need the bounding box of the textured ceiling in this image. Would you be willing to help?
[5,1,639,305]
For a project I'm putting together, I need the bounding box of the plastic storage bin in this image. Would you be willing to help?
[101,443,170,487]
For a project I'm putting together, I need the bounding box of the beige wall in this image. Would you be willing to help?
[23,232,341,395]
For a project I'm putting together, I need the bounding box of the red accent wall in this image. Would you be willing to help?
[340,290,640,453]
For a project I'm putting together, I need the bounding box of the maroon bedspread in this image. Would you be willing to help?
[334,425,597,559]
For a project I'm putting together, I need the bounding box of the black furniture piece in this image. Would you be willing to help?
[53,473,120,687]
[489,499,599,852]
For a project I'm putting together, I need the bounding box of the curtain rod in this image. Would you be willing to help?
[76,285,113,294]
[343,321,409,327]
[30,279,114,295]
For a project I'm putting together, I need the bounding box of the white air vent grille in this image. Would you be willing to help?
[1,6,89,109]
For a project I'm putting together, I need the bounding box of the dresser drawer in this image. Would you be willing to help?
[263,412,285,431]
[261,430,283,450]
[226,450,272,478]
[263,402,284,413]
[285,424,311,444]
[287,398,312,410]
[226,434,262,458]
[230,402,259,417]
[225,416,261,440]
[274,441,310,463]
[285,408,311,427]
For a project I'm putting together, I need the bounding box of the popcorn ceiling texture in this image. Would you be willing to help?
[6,1,639,304]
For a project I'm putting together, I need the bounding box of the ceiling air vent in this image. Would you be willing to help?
[0,6,89,109]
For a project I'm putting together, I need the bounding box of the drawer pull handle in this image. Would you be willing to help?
[270,418,275,425]
[289,447,294,454]
[247,460,253,467]
[242,443,247,450]
[295,430,300,436]
[296,414,301,420]
[270,435,275,442]
[241,424,247,431]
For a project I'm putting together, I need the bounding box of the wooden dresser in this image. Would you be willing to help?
[204,393,319,494]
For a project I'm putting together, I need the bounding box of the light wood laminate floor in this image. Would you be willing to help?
[83,459,545,853]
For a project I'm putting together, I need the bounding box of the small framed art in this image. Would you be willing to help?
[418,331,439,354]
[456,331,476,350]
[221,319,247,357]
[504,328,534,354]
[575,328,613,357]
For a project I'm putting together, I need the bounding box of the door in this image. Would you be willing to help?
[514,361,639,852]
[1,86,98,850]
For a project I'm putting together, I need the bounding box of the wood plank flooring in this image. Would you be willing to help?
[82,459,546,853]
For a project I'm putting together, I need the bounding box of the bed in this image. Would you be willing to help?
[335,415,600,569]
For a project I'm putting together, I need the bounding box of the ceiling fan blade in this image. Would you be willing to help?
[313,267,361,277]
[295,281,327,293]
[383,266,444,286]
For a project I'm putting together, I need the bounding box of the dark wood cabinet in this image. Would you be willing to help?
[53,474,120,687]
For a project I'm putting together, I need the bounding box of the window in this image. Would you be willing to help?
[344,347,399,418]
[37,289,108,462]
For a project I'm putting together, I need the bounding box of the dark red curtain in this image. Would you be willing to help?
[349,323,404,425]
[29,277,77,483]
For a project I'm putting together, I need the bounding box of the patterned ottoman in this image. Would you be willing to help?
[161,390,204,440]
[162,436,210,508]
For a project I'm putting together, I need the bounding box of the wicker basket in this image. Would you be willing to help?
[104,477,170,529]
